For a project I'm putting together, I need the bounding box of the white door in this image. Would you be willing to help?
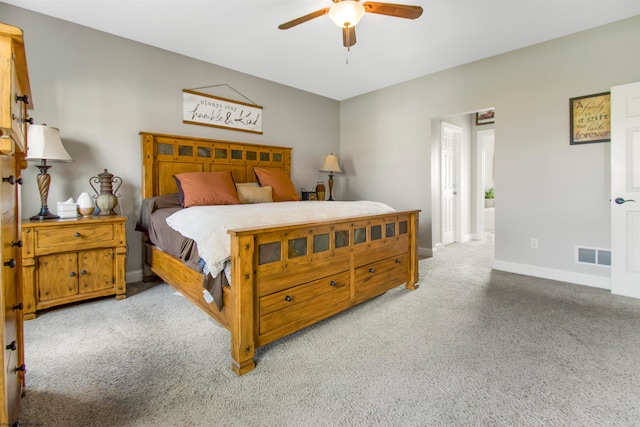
[441,122,460,245]
[611,81,640,298]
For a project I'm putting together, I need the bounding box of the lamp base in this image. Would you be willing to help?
[327,174,335,201]
[30,205,59,221]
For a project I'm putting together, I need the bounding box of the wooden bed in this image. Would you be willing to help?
[140,132,420,375]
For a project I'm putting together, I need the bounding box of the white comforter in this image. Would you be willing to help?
[165,200,395,278]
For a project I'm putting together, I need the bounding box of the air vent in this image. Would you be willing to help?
[576,246,611,267]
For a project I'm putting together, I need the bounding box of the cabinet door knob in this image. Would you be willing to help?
[11,240,22,248]
[69,272,76,277]
[80,270,87,275]
[22,117,34,124]
[2,175,15,184]
[12,303,22,311]
[3,259,16,268]
[395,259,401,264]
[74,232,81,237]
[5,341,17,351]
[284,295,292,302]
[369,268,375,273]
[14,364,26,373]
[15,94,30,105]
[329,281,337,287]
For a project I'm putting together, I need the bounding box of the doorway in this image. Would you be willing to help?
[476,129,495,242]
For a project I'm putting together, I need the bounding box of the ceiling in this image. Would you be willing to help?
[4,0,640,101]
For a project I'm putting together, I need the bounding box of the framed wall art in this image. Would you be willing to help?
[182,89,263,134]
[476,109,495,125]
[569,92,610,145]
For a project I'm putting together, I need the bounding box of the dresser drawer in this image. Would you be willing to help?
[260,271,350,334]
[34,223,116,255]
[355,253,408,301]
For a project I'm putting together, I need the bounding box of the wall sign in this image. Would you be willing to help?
[182,89,263,134]
[476,109,495,125]
[569,92,610,145]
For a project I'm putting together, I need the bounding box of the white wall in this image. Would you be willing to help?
[341,15,640,287]
[1,4,340,281]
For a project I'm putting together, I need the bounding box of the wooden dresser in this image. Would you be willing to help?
[0,23,33,426]
[21,215,127,320]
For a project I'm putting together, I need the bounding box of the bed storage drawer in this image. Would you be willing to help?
[259,271,350,335]
[354,253,409,301]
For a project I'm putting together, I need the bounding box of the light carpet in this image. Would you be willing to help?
[19,236,640,426]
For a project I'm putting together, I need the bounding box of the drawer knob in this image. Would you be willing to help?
[284,295,292,302]
[69,272,76,277]
[396,259,401,264]
[12,303,22,311]
[329,281,337,287]
[5,341,17,351]
[369,268,375,273]
[14,364,26,373]
[11,240,22,248]
[74,232,81,237]
[3,259,16,268]
[15,94,30,105]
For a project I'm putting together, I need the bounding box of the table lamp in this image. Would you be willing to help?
[320,153,342,201]
[26,124,73,220]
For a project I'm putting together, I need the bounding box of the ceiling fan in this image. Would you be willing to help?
[278,0,423,49]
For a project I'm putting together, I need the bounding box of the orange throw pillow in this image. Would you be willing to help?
[253,167,300,202]
[174,171,240,207]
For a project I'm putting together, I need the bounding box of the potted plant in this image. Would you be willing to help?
[484,187,495,208]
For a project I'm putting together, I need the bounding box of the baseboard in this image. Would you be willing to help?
[126,269,144,283]
[492,260,611,290]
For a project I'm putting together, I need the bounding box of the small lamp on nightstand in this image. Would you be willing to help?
[320,153,342,201]
[26,124,73,220]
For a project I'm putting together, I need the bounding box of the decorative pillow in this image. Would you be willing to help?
[173,171,240,207]
[253,167,300,202]
[237,185,273,204]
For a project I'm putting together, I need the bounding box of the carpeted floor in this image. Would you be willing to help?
[19,235,640,426]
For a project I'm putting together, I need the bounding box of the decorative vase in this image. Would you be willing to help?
[315,181,326,201]
[77,192,95,216]
[89,169,122,216]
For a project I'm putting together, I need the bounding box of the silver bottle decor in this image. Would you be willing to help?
[89,169,122,216]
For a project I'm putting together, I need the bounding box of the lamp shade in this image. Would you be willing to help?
[329,1,365,28]
[320,153,342,173]
[26,125,73,162]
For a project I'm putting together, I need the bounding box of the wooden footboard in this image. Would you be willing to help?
[147,210,420,375]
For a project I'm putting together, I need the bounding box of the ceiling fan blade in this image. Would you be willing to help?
[342,26,357,48]
[362,2,423,19]
[278,8,330,30]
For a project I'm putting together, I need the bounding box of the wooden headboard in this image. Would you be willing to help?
[140,132,292,199]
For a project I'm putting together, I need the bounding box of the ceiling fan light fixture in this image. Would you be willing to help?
[329,1,365,28]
